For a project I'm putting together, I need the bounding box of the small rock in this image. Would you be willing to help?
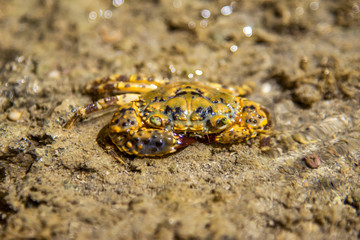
[304,154,321,169]
[299,56,309,71]
[8,109,22,121]
[260,136,271,151]
[48,70,61,79]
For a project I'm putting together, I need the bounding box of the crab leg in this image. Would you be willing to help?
[64,94,139,128]
[207,82,255,97]
[85,74,169,97]
[214,98,271,143]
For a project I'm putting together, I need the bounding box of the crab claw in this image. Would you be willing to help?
[110,129,196,157]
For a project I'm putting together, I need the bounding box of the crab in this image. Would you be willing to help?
[64,74,271,161]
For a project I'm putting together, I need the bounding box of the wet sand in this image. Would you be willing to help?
[1,0,359,239]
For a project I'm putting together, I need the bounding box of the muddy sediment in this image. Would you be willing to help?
[1,0,360,239]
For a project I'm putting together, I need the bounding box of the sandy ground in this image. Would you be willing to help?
[1,0,360,239]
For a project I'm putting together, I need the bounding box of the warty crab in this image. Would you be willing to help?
[64,74,272,162]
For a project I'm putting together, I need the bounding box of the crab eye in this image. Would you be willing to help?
[216,117,229,127]
[210,115,230,129]
[149,116,163,127]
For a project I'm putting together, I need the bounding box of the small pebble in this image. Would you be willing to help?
[8,109,22,121]
[48,70,61,79]
[260,136,271,151]
[299,56,309,71]
[261,83,272,94]
[304,154,321,169]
